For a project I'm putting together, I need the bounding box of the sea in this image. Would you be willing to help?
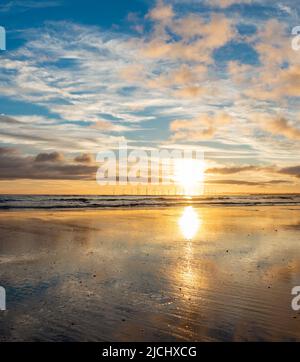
[0,194,300,209]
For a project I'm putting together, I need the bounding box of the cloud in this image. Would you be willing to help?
[35,152,64,163]
[119,64,145,82]
[261,117,300,141]
[142,13,235,62]
[0,0,299,186]
[168,0,254,9]
[0,0,60,13]
[278,3,293,15]
[0,115,126,154]
[147,65,208,97]
[0,147,97,180]
[208,179,291,186]
[0,23,158,125]
[170,112,232,141]
[174,86,206,98]
[207,165,264,174]
[148,0,174,22]
[227,61,254,84]
[277,66,300,98]
[0,115,23,125]
[0,5,239,145]
[170,13,235,46]
[89,120,133,132]
[74,153,93,164]
[247,65,300,101]
[207,163,300,182]
[206,0,253,8]
[0,147,17,155]
[243,19,300,102]
[279,166,300,178]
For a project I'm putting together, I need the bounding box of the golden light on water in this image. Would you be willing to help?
[177,207,203,293]
[179,206,201,240]
[174,159,205,196]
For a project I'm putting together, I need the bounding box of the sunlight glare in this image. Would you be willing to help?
[174,159,205,196]
[179,206,201,240]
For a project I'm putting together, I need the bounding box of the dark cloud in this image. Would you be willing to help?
[0,147,97,180]
[0,146,298,185]
[208,179,291,186]
[207,165,259,174]
[35,152,64,163]
[265,180,292,185]
[0,147,17,155]
[279,166,300,178]
[74,153,93,164]
[206,165,276,175]
[207,164,300,185]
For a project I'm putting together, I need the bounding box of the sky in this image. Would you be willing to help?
[0,0,300,194]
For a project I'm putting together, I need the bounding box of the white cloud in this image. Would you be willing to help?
[0,1,299,171]
[0,0,60,13]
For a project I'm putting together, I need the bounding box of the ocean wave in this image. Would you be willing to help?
[0,194,300,209]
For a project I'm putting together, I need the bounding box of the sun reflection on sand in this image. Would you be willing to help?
[178,207,203,292]
[179,206,201,240]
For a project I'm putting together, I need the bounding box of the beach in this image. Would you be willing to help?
[0,205,300,341]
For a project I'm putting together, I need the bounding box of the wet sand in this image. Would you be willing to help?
[0,206,300,341]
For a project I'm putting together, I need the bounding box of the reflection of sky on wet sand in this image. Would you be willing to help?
[0,207,300,341]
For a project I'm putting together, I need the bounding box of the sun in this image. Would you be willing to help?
[174,159,205,196]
